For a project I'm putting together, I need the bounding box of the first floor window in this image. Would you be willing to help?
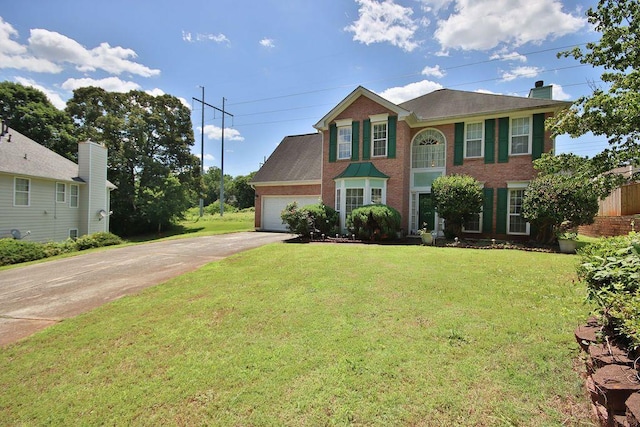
[372,122,387,157]
[508,189,528,234]
[465,122,483,158]
[464,213,482,233]
[335,188,341,213]
[371,188,382,204]
[511,117,530,155]
[345,188,364,216]
[70,184,79,208]
[338,126,352,159]
[14,177,30,206]
[56,182,66,203]
[69,229,79,239]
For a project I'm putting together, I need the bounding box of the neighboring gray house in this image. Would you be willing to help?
[0,121,116,242]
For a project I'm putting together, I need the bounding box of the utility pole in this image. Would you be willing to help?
[199,86,205,217]
[192,91,233,216]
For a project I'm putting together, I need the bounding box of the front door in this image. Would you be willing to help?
[418,193,436,231]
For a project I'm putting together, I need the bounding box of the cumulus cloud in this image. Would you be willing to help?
[434,0,585,51]
[490,50,527,62]
[201,125,244,142]
[551,83,571,101]
[345,0,419,52]
[183,31,230,44]
[0,17,62,72]
[61,76,142,92]
[500,65,543,81]
[377,79,443,104]
[259,38,275,48]
[14,77,67,109]
[421,65,445,78]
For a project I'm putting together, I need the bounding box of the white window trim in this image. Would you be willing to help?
[336,119,353,160]
[371,121,388,158]
[462,182,484,233]
[14,177,30,207]
[56,182,66,203]
[70,184,79,208]
[69,229,79,239]
[509,116,532,156]
[335,178,388,231]
[411,128,447,170]
[464,122,484,159]
[506,181,530,235]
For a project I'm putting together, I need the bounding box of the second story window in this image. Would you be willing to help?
[511,117,531,155]
[465,122,483,158]
[372,122,388,157]
[56,183,66,203]
[14,177,30,206]
[337,126,352,160]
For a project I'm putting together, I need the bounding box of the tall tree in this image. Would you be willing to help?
[202,166,233,206]
[0,81,78,160]
[66,87,201,235]
[229,172,256,209]
[548,0,640,178]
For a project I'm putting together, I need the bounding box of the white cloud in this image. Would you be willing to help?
[14,77,67,110]
[434,0,585,51]
[475,88,500,95]
[490,50,527,62]
[421,65,445,78]
[183,30,230,45]
[61,76,141,92]
[551,83,571,101]
[500,66,543,82]
[259,38,275,48]
[201,125,244,142]
[377,79,443,104]
[182,31,193,43]
[0,17,61,73]
[345,0,419,52]
[145,88,165,97]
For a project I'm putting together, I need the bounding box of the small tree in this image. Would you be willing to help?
[431,175,483,238]
[347,204,401,240]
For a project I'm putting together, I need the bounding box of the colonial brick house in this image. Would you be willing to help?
[251,82,570,239]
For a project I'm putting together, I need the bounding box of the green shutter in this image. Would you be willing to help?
[496,188,508,234]
[532,113,545,160]
[482,188,494,233]
[329,123,337,163]
[454,122,464,165]
[387,116,397,159]
[484,119,495,164]
[498,117,509,163]
[351,121,360,161]
[362,119,371,160]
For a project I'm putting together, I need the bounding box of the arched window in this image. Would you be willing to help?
[412,129,445,169]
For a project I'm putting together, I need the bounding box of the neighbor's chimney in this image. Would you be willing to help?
[528,80,552,99]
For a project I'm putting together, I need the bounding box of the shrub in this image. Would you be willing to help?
[303,203,339,235]
[347,204,401,240]
[75,232,123,250]
[431,174,483,238]
[42,239,78,257]
[205,200,238,215]
[281,202,312,236]
[0,238,47,266]
[578,232,640,349]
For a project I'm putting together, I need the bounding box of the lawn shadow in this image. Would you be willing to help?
[126,224,206,243]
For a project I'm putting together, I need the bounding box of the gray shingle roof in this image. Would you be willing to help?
[0,126,84,182]
[251,133,322,184]
[399,88,570,121]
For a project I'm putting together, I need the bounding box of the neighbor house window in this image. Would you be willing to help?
[337,126,352,160]
[372,122,388,157]
[56,182,66,203]
[508,188,529,234]
[371,188,382,204]
[465,122,483,158]
[412,129,445,168]
[510,117,531,155]
[14,177,30,206]
[69,229,79,239]
[70,184,79,208]
[345,188,364,216]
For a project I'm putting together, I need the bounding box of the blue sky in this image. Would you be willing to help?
[1,0,606,176]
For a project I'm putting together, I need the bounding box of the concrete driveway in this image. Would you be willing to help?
[0,232,291,346]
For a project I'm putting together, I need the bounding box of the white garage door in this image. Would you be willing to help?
[262,196,320,232]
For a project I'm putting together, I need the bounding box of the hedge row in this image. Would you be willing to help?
[0,232,123,266]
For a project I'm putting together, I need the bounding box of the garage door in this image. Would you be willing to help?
[262,196,320,232]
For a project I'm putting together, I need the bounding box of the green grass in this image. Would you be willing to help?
[0,244,593,426]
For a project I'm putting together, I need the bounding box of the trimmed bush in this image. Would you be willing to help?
[431,174,483,238]
[280,201,339,237]
[347,204,401,240]
[74,232,123,250]
[0,238,47,266]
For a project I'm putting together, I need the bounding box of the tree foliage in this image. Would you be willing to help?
[431,174,483,238]
[280,201,339,238]
[347,204,401,240]
[66,87,200,235]
[0,81,78,160]
[548,0,640,178]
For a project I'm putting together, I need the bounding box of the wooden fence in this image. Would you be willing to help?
[598,182,640,216]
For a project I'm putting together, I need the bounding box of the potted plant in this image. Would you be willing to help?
[417,224,434,245]
[555,221,578,254]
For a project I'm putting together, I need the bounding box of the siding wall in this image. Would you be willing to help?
[78,141,109,235]
[0,173,83,242]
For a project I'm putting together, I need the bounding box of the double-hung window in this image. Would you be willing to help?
[14,177,30,206]
[56,183,66,203]
[371,188,382,204]
[70,184,79,208]
[508,188,529,234]
[372,122,388,157]
[337,126,352,160]
[345,188,364,216]
[465,122,483,158]
[510,117,531,155]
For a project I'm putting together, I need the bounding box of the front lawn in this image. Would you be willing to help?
[0,244,593,425]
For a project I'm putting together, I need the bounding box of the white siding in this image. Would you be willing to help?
[0,173,82,242]
[78,141,109,235]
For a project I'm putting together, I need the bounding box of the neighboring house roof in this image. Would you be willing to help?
[0,125,115,188]
[251,133,322,185]
[399,88,571,123]
[334,162,389,179]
